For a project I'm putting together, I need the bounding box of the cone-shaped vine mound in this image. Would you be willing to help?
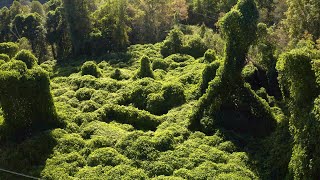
[0,59,58,140]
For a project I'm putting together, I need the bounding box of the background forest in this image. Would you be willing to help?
[0,0,320,179]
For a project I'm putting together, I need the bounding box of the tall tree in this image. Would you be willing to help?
[285,0,320,41]
[0,7,12,42]
[46,7,71,59]
[62,0,92,56]
[11,13,48,62]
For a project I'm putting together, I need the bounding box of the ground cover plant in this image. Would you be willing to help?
[0,0,320,179]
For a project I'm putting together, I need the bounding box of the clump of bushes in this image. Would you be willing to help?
[147,83,186,115]
[0,42,19,58]
[0,54,10,62]
[81,61,101,78]
[152,58,170,71]
[0,60,58,140]
[14,50,38,69]
[165,54,194,63]
[203,49,217,63]
[199,61,221,95]
[116,133,159,161]
[110,69,122,80]
[80,100,100,112]
[96,104,161,131]
[75,88,95,101]
[87,147,130,167]
[129,78,161,109]
[161,28,184,57]
[183,35,208,58]
[136,56,154,79]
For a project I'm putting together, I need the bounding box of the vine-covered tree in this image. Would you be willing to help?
[286,0,320,41]
[11,13,48,62]
[46,6,72,60]
[62,0,92,56]
[189,0,276,137]
[277,50,320,179]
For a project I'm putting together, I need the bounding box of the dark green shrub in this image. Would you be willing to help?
[123,135,159,161]
[153,130,175,151]
[96,104,161,131]
[199,61,220,95]
[14,50,38,69]
[146,83,186,115]
[110,69,122,80]
[165,54,194,63]
[0,42,19,58]
[55,135,85,154]
[41,152,86,179]
[0,62,58,140]
[161,28,184,57]
[0,54,10,62]
[203,49,217,63]
[80,100,100,112]
[87,147,129,166]
[146,93,166,115]
[162,83,186,108]
[183,35,208,58]
[105,165,148,179]
[81,61,101,78]
[152,59,170,70]
[147,161,174,176]
[75,88,95,101]
[87,136,114,149]
[136,56,154,78]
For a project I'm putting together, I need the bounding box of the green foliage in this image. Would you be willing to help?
[199,61,220,95]
[183,35,208,58]
[75,88,95,101]
[80,100,100,112]
[203,49,217,63]
[97,104,161,131]
[62,0,92,56]
[136,56,154,79]
[165,54,195,63]
[12,13,48,62]
[14,50,38,69]
[0,42,19,58]
[87,147,129,167]
[152,59,170,71]
[81,61,101,78]
[105,165,148,179]
[0,53,10,62]
[286,0,320,41]
[110,69,122,80]
[147,83,186,115]
[0,61,58,140]
[161,28,184,57]
[277,50,318,107]
[41,152,86,179]
[189,0,275,137]
[277,49,320,179]
[162,83,186,109]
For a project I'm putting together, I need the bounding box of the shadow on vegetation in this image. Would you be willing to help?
[0,129,58,180]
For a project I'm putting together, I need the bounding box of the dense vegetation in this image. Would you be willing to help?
[0,0,320,179]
